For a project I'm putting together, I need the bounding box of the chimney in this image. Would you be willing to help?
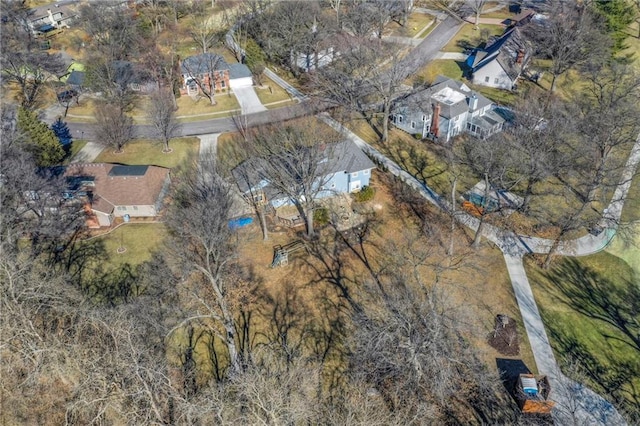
[516,49,525,65]
[48,9,56,26]
[469,94,478,110]
[431,103,440,138]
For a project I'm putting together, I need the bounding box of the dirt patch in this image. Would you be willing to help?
[487,315,520,356]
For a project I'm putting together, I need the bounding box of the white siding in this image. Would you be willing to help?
[229,76,253,89]
[472,61,514,90]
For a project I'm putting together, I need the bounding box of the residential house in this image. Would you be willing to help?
[64,163,171,227]
[465,26,532,90]
[392,76,506,142]
[28,3,77,36]
[231,140,376,209]
[180,53,253,96]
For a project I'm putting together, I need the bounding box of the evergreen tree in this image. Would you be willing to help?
[595,0,635,52]
[244,38,266,85]
[17,108,65,166]
[51,117,73,152]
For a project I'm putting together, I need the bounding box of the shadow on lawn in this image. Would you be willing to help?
[541,258,640,416]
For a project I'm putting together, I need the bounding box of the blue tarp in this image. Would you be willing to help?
[228,217,253,230]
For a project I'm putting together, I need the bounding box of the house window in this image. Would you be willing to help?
[397,115,404,123]
[494,78,499,84]
[363,170,369,175]
[220,80,226,88]
[130,83,141,92]
[410,121,416,129]
[485,76,490,83]
[422,114,427,121]
[133,206,138,211]
[351,172,358,178]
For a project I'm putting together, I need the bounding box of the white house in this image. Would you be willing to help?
[392,76,506,142]
[466,26,532,91]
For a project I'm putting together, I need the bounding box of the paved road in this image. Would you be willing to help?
[64,16,463,142]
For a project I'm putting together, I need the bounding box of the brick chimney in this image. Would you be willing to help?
[516,49,525,65]
[431,103,440,138]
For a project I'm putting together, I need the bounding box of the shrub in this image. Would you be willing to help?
[314,207,330,226]
[414,133,423,140]
[353,185,375,202]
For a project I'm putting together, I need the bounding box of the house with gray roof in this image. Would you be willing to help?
[465,26,532,90]
[180,53,253,96]
[232,140,376,209]
[392,76,505,142]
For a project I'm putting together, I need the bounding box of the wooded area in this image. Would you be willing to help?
[2,0,640,423]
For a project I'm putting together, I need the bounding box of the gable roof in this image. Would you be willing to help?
[228,63,252,79]
[181,53,229,76]
[468,27,531,81]
[64,163,170,214]
[397,76,493,119]
[231,140,375,194]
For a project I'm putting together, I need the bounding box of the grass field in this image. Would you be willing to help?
[442,23,504,53]
[386,12,434,38]
[96,223,168,268]
[93,137,199,169]
[526,254,640,416]
[410,59,465,86]
[254,76,293,105]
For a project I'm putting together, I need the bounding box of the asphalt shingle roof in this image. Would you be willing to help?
[232,140,375,195]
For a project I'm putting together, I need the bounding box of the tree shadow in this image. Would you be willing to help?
[543,258,640,353]
[541,258,640,416]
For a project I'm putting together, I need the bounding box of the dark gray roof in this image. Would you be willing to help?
[232,140,375,194]
[181,53,229,75]
[397,76,493,119]
[469,27,531,81]
[67,70,85,86]
[228,63,252,79]
[109,165,149,177]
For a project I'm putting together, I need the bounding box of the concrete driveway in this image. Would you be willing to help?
[233,86,267,115]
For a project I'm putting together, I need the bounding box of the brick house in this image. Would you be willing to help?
[180,53,252,96]
[64,163,171,227]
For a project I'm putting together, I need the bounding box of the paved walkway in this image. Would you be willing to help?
[197,133,219,162]
[319,113,634,425]
[434,52,468,60]
[264,68,307,101]
[71,141,103,163]
[233,86,267,115]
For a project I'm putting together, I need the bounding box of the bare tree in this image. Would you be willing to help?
[524,1,610,92]
[1,50,67,109]
[188,15,222,54]
[165,158,244,376]
[94,102,134,153]
[311,38,407,143]
[242,120,343,237]
[146,88,181,153]
[181,53,227,105]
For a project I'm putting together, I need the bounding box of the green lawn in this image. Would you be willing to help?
[93,137,199,169]
[386,12,434,38]
[96,223,168,268]
[442,23,504,53]
[526,254,640,417]
[255,76,294,105]
[176,91,240,119]
[411,59,465,86]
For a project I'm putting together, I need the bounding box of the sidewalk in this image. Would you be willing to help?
[319,113,630,425]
